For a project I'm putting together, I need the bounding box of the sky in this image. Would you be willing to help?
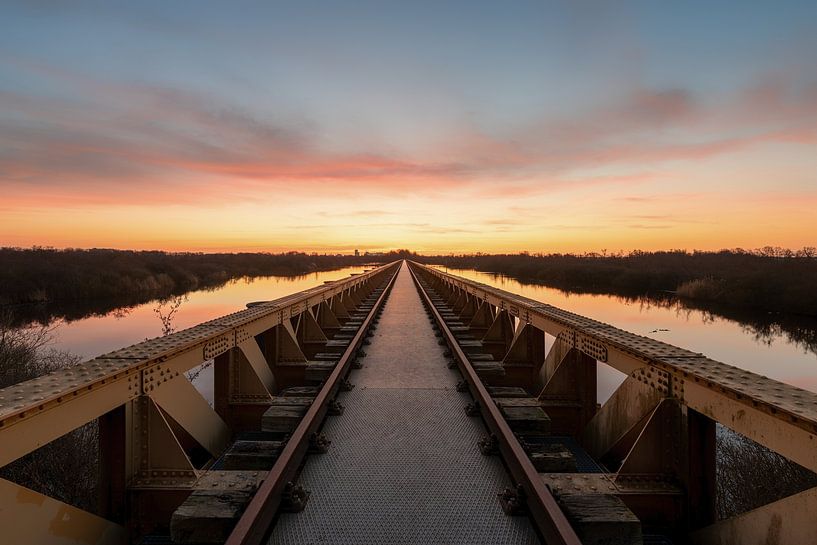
[1,1,816,254]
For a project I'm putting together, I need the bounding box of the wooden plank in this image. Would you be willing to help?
[494,397,545,407]
[278,386,320,397]
[222,441,285,470]
[487,386,530,397]
[558,494,643,545]
[470,353,497,361]
[304,360,335,381]
[529,444,577,473]
[261,405,308,432]
[498,405,551,435]
[270,396,314,407]
[171,472,265,544]
[472,362,506,378]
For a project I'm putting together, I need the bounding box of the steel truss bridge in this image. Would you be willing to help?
[1,261,815,544]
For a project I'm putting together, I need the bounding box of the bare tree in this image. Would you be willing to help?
[717,426,817,519]
[153,295,186,336]
[0,313,99,513]
[150,296,213,385]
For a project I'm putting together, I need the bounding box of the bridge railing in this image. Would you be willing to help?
[0,261,399,543]
[411,261,817,543]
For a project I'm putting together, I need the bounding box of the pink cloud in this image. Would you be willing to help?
[2,59,816,210]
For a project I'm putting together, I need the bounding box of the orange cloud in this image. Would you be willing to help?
[2,59,816,252]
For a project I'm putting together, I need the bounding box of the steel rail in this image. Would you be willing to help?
[409,262,817,471]
[0,263,398,427]
[408,263,582,545]
[225,263,400,545]
[0,262,401,470]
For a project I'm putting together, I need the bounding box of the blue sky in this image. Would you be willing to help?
[1,1,816,252]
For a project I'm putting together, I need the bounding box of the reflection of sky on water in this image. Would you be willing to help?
[41,265,817,404]
[47,267,370,401]
[437,267,817,401]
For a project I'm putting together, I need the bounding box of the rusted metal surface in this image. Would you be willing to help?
[582,376,663,459]
[0,478,127,545]
[267,263,538,544]
[414,262,817,471]
[0,263,398,468]
[691,486,817,545]
[224,264,400,545]
[409,263,582,545]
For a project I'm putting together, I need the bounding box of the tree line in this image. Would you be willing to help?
[3,246,816,323]
[0,248,369,324]
[401,248,817,317]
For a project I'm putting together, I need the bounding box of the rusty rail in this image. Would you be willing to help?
[407,263,582,545]
[0,263,398,468]
[411,261,817,474]
[225,263,400,545]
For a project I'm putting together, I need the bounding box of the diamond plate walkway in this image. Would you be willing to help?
[269,263,540,545]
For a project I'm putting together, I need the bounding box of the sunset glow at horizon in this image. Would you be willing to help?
[2,1,816,254]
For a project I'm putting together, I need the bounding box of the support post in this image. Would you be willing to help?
[685,408,716,530]
[99,405,127,524]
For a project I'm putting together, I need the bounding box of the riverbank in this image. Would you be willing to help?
[0,248,368,325]
[422,250,817,318]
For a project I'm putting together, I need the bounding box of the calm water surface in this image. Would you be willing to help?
[34,265,817,404]
[436,267,817,402]
[47,266,369,358]
[42,266,370,400]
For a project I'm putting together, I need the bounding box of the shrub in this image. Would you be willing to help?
[0,313,99,513]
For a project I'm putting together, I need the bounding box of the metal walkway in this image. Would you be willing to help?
[269,263,539,545]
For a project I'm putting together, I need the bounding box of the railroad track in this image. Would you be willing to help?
[4,260,813,544]
[148,261,664,545]
[172,262,642,545]
[218,262,563,545]
[408,264,582,545]
[166,266,399,544]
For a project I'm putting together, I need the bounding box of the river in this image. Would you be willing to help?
[435,267,817,402]
[19,265,817,404]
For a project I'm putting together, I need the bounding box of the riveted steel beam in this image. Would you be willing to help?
[0,263,398,470]
[0,478,127,545]
[411,262,817,470]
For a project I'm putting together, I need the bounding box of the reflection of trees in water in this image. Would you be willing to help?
[3,268,356,328]
[501,274,817,358]
[737,320,817,356]
[1,297,143,327]
[637,295,817,357]
[150,295,213,385]
[111,306,133,319]
[153,295,187,336]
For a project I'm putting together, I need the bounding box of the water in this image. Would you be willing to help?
[435,267,817,402]
[44,266,370,359]
[17,264,817,404]
[29,266,371,401]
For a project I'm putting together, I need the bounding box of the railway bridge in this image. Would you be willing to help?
[1,261,815,544]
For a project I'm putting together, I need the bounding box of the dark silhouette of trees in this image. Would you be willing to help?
[3,246,816,323]
[0,248,368,324]
[407,248,817,317]
[0,313,98,512]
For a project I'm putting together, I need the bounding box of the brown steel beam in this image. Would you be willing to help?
[411,262,817,472]
[408,263,582,545]
[224,263,400,545]
[0,263,399,470]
